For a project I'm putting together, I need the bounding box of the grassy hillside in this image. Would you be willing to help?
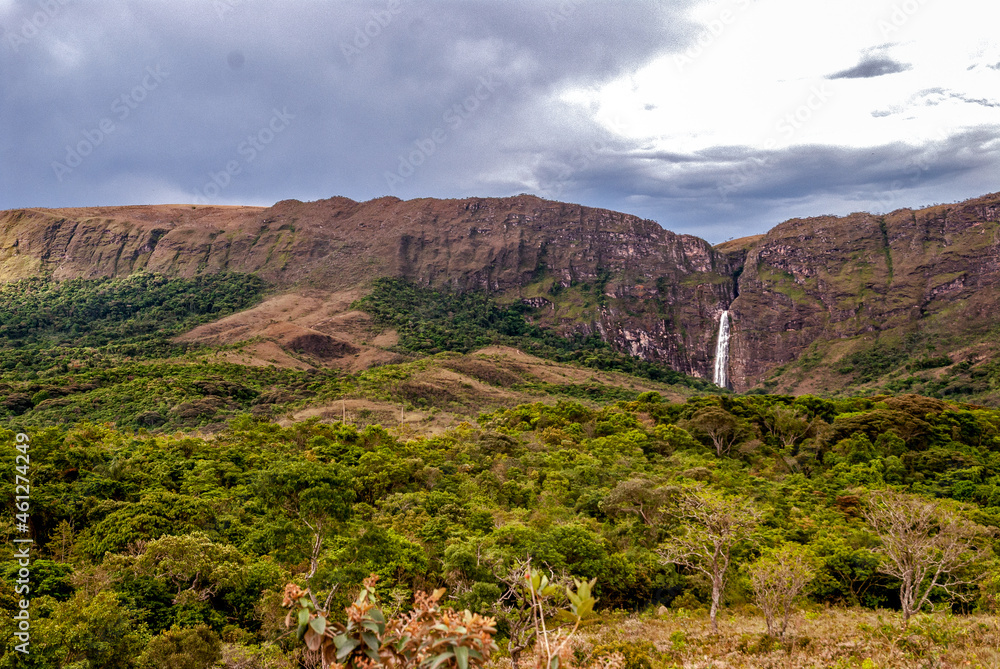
[755,327,1000,406]
[0,272,701,433]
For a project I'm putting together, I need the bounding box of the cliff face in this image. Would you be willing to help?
[382,197,742,377]
[727,193,1000,391]
[0,196,739,380]
[2,191,998,391]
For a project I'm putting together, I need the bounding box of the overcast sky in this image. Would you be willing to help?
[1,0,998,242]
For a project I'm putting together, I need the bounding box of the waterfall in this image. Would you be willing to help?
[713,310,730,388]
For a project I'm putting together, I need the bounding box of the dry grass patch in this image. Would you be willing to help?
[497,608,1000,669]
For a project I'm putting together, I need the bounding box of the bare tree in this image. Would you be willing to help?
[747,544,815,638]
[864,490,991,627]
[657,488,760,631]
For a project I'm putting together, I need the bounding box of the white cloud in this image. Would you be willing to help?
[564,0,1000,155]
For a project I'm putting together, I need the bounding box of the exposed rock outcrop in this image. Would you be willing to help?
[2,190,998,391]
[0,196,740,380]
[728,194,1000,390]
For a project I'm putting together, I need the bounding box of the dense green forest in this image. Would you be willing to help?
[3,394,1000,666]
[354,278,712,391]
[0,273,267,375]
[2,272,1000,667]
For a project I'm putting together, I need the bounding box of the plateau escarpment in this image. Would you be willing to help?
[729,193,1000,393]
[1,190,998,397]
[0,196,741,381]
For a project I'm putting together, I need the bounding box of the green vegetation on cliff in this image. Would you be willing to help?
[0,272,267,375]
[762,329,1000,404]
[739,197,1000,405]
[355,278,711,391]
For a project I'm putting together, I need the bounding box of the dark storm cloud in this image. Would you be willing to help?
[828,56,912,79]
[507,126,1000,241]
[0,0,698,209]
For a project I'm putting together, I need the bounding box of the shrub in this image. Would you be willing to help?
[747,544,816,638]
[138,624,222,669]
[283,575,497,669]
[590,641,654,669]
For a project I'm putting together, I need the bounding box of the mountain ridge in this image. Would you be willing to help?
[2,190,998,400]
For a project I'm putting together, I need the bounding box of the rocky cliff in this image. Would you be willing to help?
[728,193,1000,392]
[0,196,740,380]
[2,190,998,393]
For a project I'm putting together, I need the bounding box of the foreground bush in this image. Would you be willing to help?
[281,572,612,669]
[283,575,497,669]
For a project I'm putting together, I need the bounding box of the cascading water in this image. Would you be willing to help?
[713,310,730,388]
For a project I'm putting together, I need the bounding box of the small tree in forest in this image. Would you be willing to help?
[138,624,222,669]
[656,488,759,631]
[257,459,354,581]
[132,532,246,605]
[684,407,753,457]
[762,405,812,451]
[747,544,815,638]
[600,479,676,527]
